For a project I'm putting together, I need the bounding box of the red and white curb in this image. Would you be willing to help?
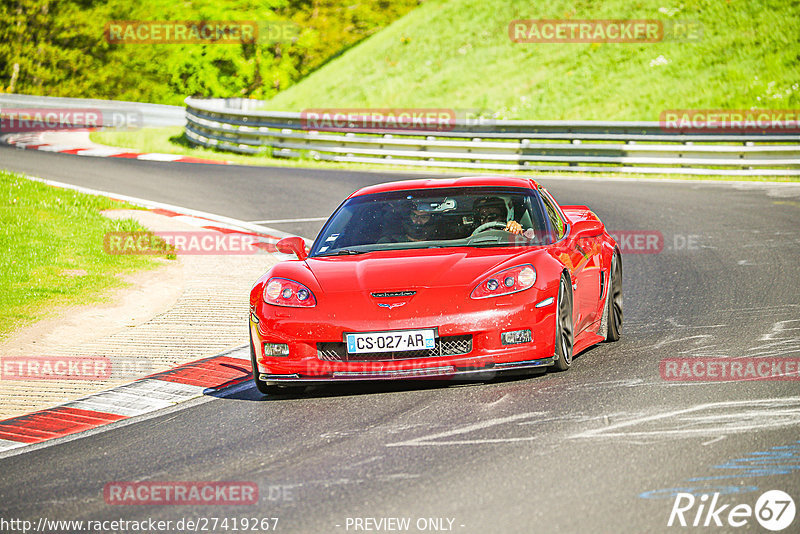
[2,131,228,165]
[27,175,301,253]
[0,176,308,455]
[0,347,251,452]
[145,206,288,253]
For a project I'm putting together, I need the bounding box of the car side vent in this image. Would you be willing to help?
[600,270,605,297]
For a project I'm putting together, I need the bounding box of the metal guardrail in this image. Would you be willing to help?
[1,94,185,127]
[185,97,800,176]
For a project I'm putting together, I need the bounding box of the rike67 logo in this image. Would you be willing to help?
[668,490,795,530]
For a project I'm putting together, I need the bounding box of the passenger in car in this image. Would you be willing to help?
[379,202,439,242]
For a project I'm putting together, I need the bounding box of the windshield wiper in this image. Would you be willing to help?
[315,248,368,257]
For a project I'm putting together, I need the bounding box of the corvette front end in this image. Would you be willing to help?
[250,280,559,383]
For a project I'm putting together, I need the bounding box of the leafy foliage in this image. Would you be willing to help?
[0,0,418,104]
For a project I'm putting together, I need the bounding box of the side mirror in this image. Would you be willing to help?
[569,219,604,238]
[276,236,308,260]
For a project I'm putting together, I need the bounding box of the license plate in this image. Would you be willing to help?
[345,329,436,354]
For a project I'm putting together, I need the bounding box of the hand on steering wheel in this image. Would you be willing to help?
[505,221,523,234]
[471,221,510,236]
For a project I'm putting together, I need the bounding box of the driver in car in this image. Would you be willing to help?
[473,196,524,235]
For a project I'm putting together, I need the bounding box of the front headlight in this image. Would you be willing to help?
[470,265,536,299]
[263,277,317,307]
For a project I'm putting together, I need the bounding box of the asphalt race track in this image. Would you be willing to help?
[2,146,800,533]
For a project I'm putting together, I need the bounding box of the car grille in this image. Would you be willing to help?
[317,335,473,362]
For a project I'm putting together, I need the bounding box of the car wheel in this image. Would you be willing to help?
[604,251,623,342]
[551,274,574,372]
[250,332,301,396]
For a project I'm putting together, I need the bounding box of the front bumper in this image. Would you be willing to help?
[250,287,558,384]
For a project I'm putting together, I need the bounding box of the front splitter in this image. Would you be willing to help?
[259,357,555,384]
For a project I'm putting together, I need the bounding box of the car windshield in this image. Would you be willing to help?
[310,186,555,257]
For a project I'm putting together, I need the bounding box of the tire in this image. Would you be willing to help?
[551,274,574,372]
[604,251,623,342]
[250,331,302,396]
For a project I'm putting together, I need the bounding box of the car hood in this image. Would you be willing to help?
[305,247,542,293]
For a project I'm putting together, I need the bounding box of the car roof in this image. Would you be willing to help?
[348,176,541,199]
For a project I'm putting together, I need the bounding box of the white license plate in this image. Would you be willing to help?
[345,329,436,354]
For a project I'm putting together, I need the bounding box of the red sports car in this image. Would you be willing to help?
[249,176,622,394]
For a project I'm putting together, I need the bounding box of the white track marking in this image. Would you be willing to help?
[63,393,174,417]
[347,456,383,469]
[571,397,800,439]
[385,412,545,447]
[761,319,800,341]
[135,153,183,161]
[249,217,329,224]
[113,379,206,402]
[0,439,28,452]
[702,435,726,446]
[62,380,206,417]
[76,148,126,157]
[0,394,216,460]
[221,346,250,361]
[36,144,84,152]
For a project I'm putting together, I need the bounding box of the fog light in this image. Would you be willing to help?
[501,329,532,345]
[264,343,290,356]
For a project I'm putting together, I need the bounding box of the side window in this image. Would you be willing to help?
[541,190,566,239]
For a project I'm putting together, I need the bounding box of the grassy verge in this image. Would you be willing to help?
[91,127,800,182]
[0,170,173,340]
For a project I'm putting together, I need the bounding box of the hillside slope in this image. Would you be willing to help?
[264,0,800,120]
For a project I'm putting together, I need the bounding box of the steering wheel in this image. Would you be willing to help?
[471,221,508,236]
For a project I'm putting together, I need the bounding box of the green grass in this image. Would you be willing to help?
[262,0,800,120]
[91,127,800,182]
[0,170,173,340]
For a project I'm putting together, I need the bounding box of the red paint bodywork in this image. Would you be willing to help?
[249,176,618,383]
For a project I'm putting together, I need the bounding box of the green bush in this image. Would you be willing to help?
[0,0,419,105]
